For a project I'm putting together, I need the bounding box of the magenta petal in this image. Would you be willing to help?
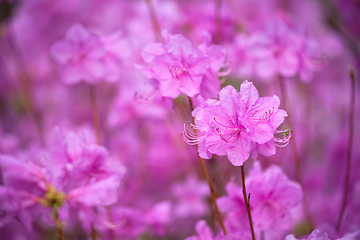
[68,176,120,206]
[278,51,299,77]
[199,70,220,100]
[198,141,212,159]
[195,220,213,239]
[62,65,86,84]
[219,95,237,119]
[240,80,259,107]
[219,85,237,101]
[272,109,288,128]
[256,140,276,157]
[205,134,227,156]
[159,79,181,98]
[141,42,166,63]
[252,203,274,230]
[151,54,173,80]
[50,41,75,64]
[251,123,274,144]
[83,60,104,80]
[179,75,201,97]
[206,45,226,72]
[0,155,45,194]
[255,58,277,78]
[66,24,90,43]
[226,133,251,166]
[167,34,194,59]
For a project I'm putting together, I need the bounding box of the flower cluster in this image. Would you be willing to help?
[0,0,359,239]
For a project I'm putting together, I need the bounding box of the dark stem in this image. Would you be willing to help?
[278,76,314,231]
[144,0,162,42]
[336,66,355,232]
[319,0,360,59]
[91,224,97,240]
[188,97,227,235]
[214,0,222,44]
[89,84,101,145]
[52,209,64,240]
[3,25,44,144]
[240,165,256,240]
[260,230,265,240]
[89,85,116,239]
[106,206,116,240]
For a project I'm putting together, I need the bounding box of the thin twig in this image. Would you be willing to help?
[89,85,116,240]
[91,224,97,240]
[89,84,101,145]
[3,25,45,144]
[214,0,222,44]
[278,76,314,231]
[241,165,256,240]
[188,97,227,235]
[144,0,162,42]
[336,66,356,232]
[52,209,64,240]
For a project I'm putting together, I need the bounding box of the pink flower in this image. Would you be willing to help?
[185,220,215,240]
[249,19,323,81]
[218,162,303,236]
[139,31,227,99]
[183,80,289,166]
[246,162,303,231]
[172,175,209,218]
[50,24,122,84]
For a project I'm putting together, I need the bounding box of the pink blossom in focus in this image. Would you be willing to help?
[183,80,288,166]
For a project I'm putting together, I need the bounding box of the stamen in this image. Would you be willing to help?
[133,88,159,105]
[181,123,207,145]
[273,129,292,147]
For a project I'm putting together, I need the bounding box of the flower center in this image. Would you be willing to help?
[168,61,191,79]
[212,117,242,143]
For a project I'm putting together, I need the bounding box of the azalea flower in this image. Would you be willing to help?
[183,80,289,166]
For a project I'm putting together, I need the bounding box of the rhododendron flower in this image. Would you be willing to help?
[0,128,126,234]
[246,162,303,231]
[184,220,216,240]
[249,19,323,81]
[183,80,289,166]
[171,175,209,218]
[286,229,360,240]
[139,31,228,99]
[218,162,303,236]
[50,24,122,84]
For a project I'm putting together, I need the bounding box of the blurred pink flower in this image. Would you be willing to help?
[172,175,209,218]
[50,24,122,84]
[139,31,227,99]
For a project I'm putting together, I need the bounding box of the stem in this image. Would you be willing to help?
[89,84,101,145]
[3,26,45,144]
[106,206,116,240]
[52,209,64,240]
[319,0,360,59]
[214,0,222,44]
[188,97,227,235]
[144,0,162,42]
[278,76,314,231]
[336,66,355,232]
[89,85,115,240]
[91,224,97,240]
[240,165,256,240]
